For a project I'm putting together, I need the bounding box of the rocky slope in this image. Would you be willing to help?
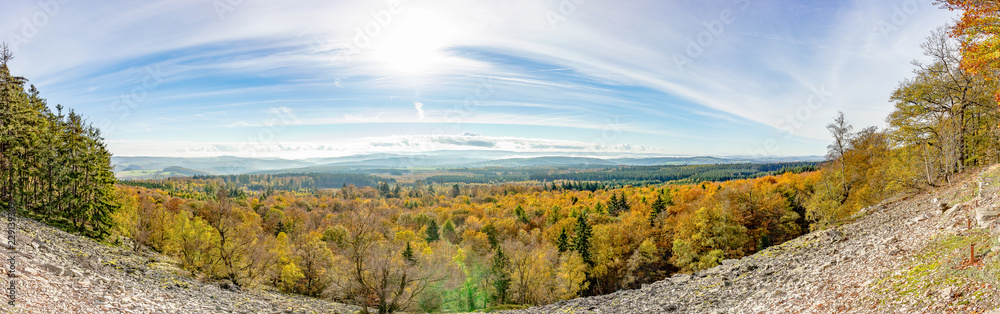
[0,215,359,313]
[507,166,1000,314]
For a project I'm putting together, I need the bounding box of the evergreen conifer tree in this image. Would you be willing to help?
[425,219,440,242]
[556,228,570,252]
[573,215,592,264]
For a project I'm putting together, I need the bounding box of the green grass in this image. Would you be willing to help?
[949,185,978,205]
[868,229,1000,310]
[479,304,530,312]
[979,166,1000,194]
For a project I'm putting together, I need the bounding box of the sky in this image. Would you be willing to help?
[1,0,957,159]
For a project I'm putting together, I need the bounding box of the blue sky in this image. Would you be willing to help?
[2,0,955,159]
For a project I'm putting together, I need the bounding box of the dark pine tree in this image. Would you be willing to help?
[0,45,118,238]
[649,195,667,226]
[491,247,510,305]
[425,219,440,242]
[556,228,570,252]
[402,241,416,264]
[573,214,592,264]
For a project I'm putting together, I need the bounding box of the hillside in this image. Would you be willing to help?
[505,165,1000,313]
[0,216,359,313]
[111,153,823,177]
[115,166,213,180]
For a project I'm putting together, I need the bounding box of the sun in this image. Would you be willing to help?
[371,9,458,74]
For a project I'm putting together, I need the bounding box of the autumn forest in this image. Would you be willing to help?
[4,1,1000,313]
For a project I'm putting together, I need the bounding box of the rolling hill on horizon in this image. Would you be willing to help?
[111,151,824,179]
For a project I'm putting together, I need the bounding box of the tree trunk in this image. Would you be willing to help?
[923,141,934,185]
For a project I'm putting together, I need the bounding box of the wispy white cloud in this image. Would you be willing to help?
[106,133,654,159]
[1,0,957,157]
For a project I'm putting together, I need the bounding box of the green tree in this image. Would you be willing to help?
[490,247,510,305]
[573,215,592,264]
[378,181,391,197]
[514,205,528,224]
[888,28,1000,184]
[402,242,416,264]
[425,219,440,242]
[608,192,630,216]
[649,195,667,225]
[671,206,748,271]
[0,44,118,238]
[556,228,570,252]
[441,219,458,243]
[293,231,334,296]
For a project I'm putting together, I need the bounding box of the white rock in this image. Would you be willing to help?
[941,287,955,299]
[670,274,691,284]
[976,209,998,227]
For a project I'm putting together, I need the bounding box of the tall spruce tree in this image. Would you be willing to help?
[556,228,570,252]
[491,247,510,305]
[573,214,592,264]
[425,219,440,242]
[649,195,667,226]
[0,43,118,238]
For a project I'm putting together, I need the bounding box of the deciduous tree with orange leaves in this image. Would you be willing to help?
[938,0,1000,102]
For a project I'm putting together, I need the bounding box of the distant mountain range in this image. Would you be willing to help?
[111,150,824,179]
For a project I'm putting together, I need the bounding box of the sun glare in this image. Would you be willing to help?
[371,9,458,74]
